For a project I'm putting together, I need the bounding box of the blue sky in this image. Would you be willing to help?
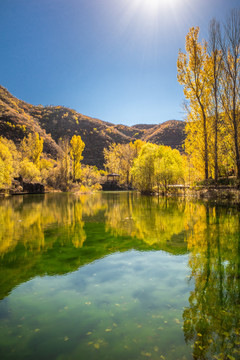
[0,0,239,125]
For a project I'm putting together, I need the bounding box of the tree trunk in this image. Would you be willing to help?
[201,106,209,181]
[214,115,218,182]
[232,84,240,179]
[213,71,219,182]
[232,110,240,179]
[197,95,209,181]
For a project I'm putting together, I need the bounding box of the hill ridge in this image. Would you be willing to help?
[0,85,186,168]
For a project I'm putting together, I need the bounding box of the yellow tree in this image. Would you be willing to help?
[219,9,240,179]
[58,138,70,189]
[184,103,210,180]
[132,139,146,158]
[19,159,41,182]
[70,135,85,181]
[177,27,211,180]
[0,137,20,177]
[20,132,43,167]
[207,18,223,182]
[154,146,185,192]
[104,140,144,185]
[131,143,157,193]
[0,137,13,188]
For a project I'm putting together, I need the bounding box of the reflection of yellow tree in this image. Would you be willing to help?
[0,193,106,258]
[77,193,107,217]
[105,193,200,248]
[70,202,85,248]
[184,204,240,360]
[0,206,16,255]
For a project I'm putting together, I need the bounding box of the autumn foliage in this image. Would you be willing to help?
[178,9,240,183]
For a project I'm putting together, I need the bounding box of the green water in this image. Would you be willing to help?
[0,192,240,360]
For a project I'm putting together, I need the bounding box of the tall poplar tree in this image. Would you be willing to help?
[208,18,222,182]
[219,9,240,179]
[177,27,211,180]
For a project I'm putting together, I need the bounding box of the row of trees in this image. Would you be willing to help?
[0,133,44,188]
[177,9,240,182]
[104,140,185,193]
[0,133,103,191]
[0,132,186,193]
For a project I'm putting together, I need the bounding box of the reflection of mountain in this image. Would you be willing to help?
[0,193,104,299]
[3,192,233,304]
[2,193,240,359]
[183,204,240,360]
[0,192,191,300]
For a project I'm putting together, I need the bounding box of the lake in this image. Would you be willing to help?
[0,192,240,360]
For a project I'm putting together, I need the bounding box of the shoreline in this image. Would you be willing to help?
[1,186,240,204]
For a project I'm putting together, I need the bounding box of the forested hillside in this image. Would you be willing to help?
[0,85,185,168]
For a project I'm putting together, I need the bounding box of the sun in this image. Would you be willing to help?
[137,0,179,14]
[139,0,161,12]
[148,0,163,9]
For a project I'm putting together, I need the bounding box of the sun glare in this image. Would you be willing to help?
[140,0,180,13]
[147,0,161,10]
[150,0,170,10]
[118,0,183,44]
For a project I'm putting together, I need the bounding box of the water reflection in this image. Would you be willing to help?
[0,193,105,299]
[1,193,240,359]
[0,192,191,300]
[105,193,195,250]
[183,204,240,359]
[0,192,192,260]
[0,192,109,253]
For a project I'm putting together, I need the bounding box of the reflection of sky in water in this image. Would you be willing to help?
[0,250,193,360]
[70,250,191,304]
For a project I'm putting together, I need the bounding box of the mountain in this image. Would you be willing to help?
[0,86,60,157]
[142,120,186,150]
[0,85,186,168]
[132,124,156,130]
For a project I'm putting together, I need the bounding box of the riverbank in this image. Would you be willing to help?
[2,181,240,204]
[191,186,240,202]
[164,185,240,204]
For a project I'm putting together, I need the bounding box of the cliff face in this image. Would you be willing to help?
[0,85,186,168]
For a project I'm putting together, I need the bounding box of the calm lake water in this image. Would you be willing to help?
[0,192,240,360]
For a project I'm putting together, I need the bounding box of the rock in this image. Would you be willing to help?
[22,182,45,194]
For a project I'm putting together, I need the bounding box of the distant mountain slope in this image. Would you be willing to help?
[143,120,185,151]
[132,124,156,130]
[110,124,145,139]
[0,86,60,157]
[0,86,186,168]
[28,106,134,167]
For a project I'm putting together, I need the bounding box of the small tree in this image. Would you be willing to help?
[131,143,157,194]
[154,146,185,192]
[0,138,13,188]
[70,135,85,181]
[104,140,145,185]
[20,132,43,167]
[58,138,70,189]
[19,159,41,182]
